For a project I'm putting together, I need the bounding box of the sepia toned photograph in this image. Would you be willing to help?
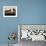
[3,6,17,17]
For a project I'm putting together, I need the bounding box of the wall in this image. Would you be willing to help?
[0,0,46,44]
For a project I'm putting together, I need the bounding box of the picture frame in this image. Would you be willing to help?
[18,24,46,42]
[3,6,17,17]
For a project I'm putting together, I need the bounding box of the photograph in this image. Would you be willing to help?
[18,24,46,41]
[18,24,46,46]
[3,6,17,17]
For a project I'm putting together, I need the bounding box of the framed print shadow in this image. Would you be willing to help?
[3,6,17,17]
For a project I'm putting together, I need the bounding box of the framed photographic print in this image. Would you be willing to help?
[3,6,17,17]
[18,24,46,42]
